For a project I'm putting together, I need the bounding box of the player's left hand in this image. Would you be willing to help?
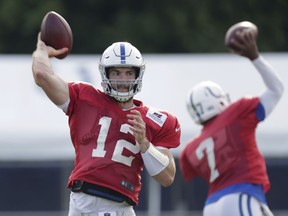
[127,109,150,152]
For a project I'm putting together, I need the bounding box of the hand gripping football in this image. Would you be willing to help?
[40,11,73,59]
[225,21,258,48]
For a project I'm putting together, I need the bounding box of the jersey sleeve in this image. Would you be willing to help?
[142,107,181,149]
[151,112,181,149]
[229,97,260,121]
[66,82,80,116]
[66,81,98,116]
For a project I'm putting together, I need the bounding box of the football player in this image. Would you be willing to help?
[179,29,284,215]
[32,37,181,216]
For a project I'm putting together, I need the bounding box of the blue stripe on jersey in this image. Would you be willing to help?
[256,102,265,121]
[205,183,267,206]
[120,43,126,64]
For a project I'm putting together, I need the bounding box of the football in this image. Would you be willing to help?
[224,21,258,48]
[40,11,73,59]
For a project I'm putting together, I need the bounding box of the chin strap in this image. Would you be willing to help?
[141,143,169,176]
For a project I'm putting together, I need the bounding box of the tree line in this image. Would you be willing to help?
[0,0,287,54]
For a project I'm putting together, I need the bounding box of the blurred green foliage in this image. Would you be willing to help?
[0,0,287,54]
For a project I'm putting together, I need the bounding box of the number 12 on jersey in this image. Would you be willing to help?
[92,116,140,167]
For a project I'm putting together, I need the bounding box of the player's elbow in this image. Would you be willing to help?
[154,172,175,187]
[161,176,174,187]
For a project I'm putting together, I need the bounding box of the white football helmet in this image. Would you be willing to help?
[187,81,231,124]
[99,42,145,102]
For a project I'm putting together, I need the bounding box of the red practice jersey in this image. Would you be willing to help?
[180,97,270,197]
[65,82,181,205]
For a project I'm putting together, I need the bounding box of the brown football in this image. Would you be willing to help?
[40,11,73,59]
[225,21,258,48]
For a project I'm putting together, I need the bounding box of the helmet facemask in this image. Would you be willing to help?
[101,67,143,102]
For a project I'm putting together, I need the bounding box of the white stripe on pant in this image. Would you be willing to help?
[203,193,274,216]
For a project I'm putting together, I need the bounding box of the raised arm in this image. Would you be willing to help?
[32,33,70,106]
[230,31,284,117]
[252,56,284,117]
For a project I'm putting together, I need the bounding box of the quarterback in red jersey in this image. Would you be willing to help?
[179,30,284,215]
[32,37,181,215]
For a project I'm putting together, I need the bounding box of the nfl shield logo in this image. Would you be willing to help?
[99,211,116,216]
